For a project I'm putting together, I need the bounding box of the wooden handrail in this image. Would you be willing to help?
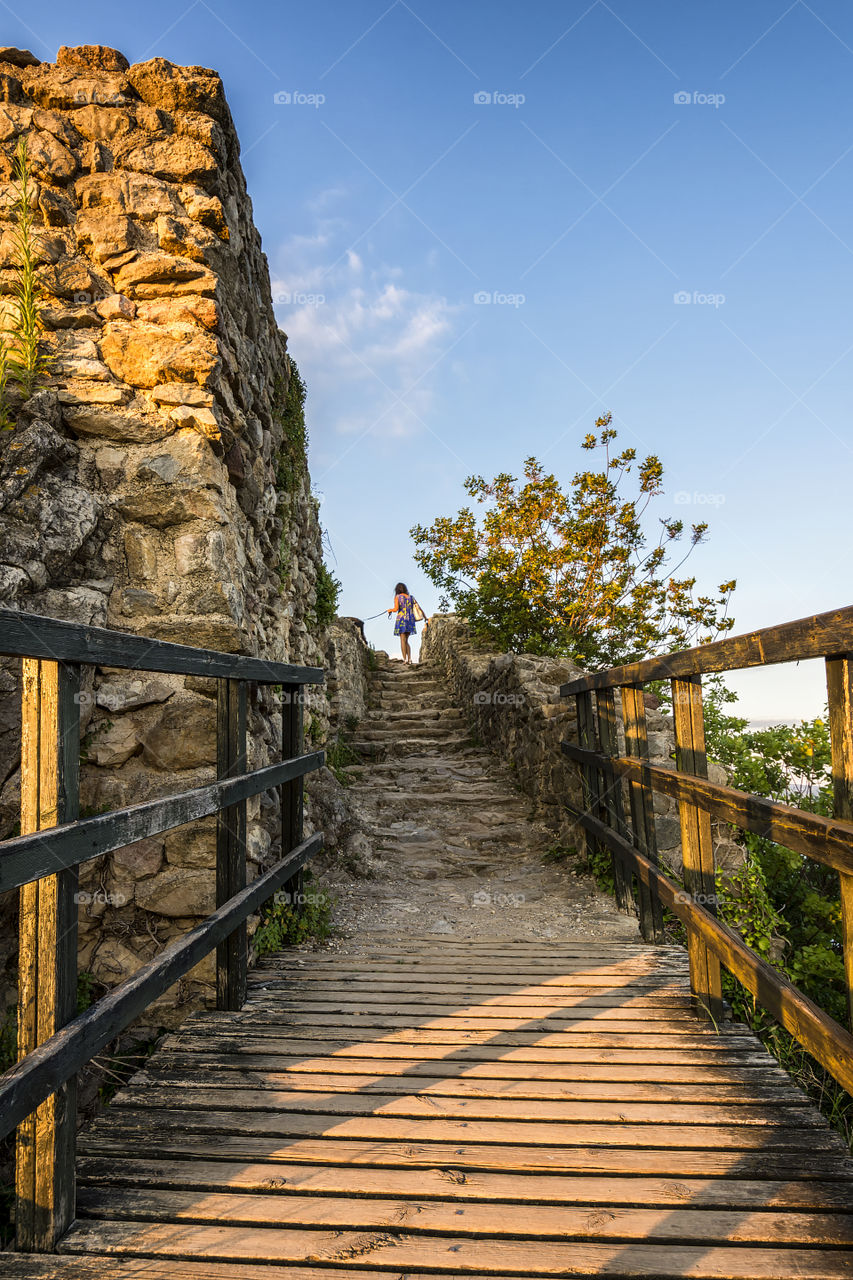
[561,603,853,693]
[0,608,324,684]
[560,605,853,1099]
[0,610,326,1251]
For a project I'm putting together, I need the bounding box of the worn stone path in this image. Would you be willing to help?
[321,653,640,948]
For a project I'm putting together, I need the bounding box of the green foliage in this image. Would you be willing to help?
[304,714,324,746]
[311,561,341,629]
[326,733,362,786]
[702,694,845,1025]
[0,134,54,424]
[411,419,735,667]
[254,871,334,953]
[366,646,379,671]
[274,360,307,495]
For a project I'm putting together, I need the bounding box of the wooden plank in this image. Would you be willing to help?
[107,1084,819,1126]
[16,658,80,1251]
[561,603,853,692]
[248,981,696,1004]
[572,805,853,1096]
[240,999,703,1022]
[671,675,723,1022]
[165,1022,766,1047]
[619,685,665,943]
[216,678,248,1011]
[281,681,305,905]
[73,1186,853,1246]
[0,606,324,685]
[0,833,322,1142]
[87,1106,838,1148]
[596,686,636,915]
[159,1034,775,1063]
[574,691,606,888]
[561,740,853,877]
[0,750,324,894]
[77,1132,852,1177]
[148,1052,794,1081]
[172,1011,741,1035]
[56,1220,853,1277]
[826,654,853,1029]
[76,1156,853,1209]
[129,1066,804,1102]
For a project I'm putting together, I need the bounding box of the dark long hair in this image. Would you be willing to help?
[394,582,409,595]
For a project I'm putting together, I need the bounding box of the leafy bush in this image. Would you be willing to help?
[411,419,735,666]
[254,871,334,953]
[312,561,341,629]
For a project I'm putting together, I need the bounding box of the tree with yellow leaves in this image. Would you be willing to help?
[410,415,736,667]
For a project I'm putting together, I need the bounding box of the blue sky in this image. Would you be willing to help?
[11,1,853,717]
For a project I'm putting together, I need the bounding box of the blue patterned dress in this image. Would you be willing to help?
[393,593,416,636]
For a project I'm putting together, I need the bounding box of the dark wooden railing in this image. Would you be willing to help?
[0,608,325,1251]
[561,604,853,1097]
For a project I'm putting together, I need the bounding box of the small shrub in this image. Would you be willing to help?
[326,734,362,785]
[254,871,334,953]
[312,561,341,629]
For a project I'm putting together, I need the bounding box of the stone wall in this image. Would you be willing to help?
[0,44,331,1026]
[421,615,743,884]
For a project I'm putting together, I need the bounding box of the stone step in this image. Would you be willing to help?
[366,709,465,726]
[351,734,472,759]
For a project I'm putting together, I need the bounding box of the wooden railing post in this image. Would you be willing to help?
[281,683,305,906]
[16,658,80,1251]
[216,678,248,1011]
[595,688,636,916]
[671,674,723,1022]
[619,684,665,943]
[826,655,853,1029]
[574,691,606,882]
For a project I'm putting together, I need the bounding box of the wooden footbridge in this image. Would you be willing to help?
[3,606,853,1278]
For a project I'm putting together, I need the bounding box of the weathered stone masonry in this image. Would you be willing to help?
[0,44,334,1025]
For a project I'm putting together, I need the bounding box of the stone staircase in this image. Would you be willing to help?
[322,653,642,945]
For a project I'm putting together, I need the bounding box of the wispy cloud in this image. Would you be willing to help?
[271,198,458,443]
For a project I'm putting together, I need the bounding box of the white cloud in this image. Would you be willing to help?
[270,217,459,446]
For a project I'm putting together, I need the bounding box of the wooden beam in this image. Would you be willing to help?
[16,660,80,1250]
[826,655,853,1030]
[0,833,324,1143]
[573,692,604,885]
[619,685,664,944]
[0,751,325,894]
[281,684,305,906]
[216,679,248,1011]
[594,689,635,916]
[560,741,853,876]
[568,806,853,1097]
[561,605,853,694]
[671,676,723,1023]
[0,608,324,686]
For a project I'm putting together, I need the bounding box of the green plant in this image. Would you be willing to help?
[344,713,360,734]
[274,360,307,495]
[254,871,334,953]
[0,134,54,425]
[411,418,735,667]
[326,734,362,785]
[366,646,379,671]
[542,843,577,864]
[311,561,341,629]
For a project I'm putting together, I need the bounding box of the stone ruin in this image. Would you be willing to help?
[0,44,342,1026]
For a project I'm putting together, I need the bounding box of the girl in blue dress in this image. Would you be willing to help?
[387,581,421,664]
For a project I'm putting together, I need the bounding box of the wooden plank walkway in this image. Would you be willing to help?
[6,939,853,1278]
